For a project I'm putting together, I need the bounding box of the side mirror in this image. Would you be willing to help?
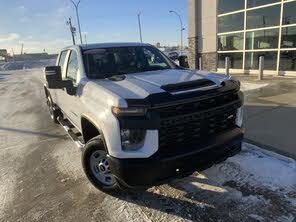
[44,66,76,95]
[45,66,61,80]
[178,55,189,68]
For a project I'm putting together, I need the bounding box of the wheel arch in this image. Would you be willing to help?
[81,115,108,152]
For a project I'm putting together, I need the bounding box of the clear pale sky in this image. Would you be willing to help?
[0,0,188,54]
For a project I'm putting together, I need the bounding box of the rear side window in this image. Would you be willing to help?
[66,50,79,81]
[58,50,68,71]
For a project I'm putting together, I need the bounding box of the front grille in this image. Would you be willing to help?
[153,91,240,153]
[154,91,238,118]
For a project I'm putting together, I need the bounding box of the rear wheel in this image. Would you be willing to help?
[82,136,120,193]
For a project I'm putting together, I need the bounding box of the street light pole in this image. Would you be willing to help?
[70,0,83,44]
[169,10,185,55]
[137,12,143,43]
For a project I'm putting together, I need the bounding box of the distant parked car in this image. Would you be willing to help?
[168,51,179,60]
[179,55,189,68]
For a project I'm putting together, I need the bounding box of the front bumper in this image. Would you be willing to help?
[108,127,243,188]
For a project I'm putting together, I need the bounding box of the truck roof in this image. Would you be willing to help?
[63,42,152,51]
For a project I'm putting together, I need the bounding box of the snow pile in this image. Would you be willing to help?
[231,143,296,190]
[206,143,296,192]
[240,82,269,92]
[0,59,55,71]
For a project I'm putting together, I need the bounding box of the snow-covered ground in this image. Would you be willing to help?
[240,82,269,92]
[0,61,295,221]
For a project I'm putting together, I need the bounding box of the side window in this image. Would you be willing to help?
[58,50,68,72]
[66,51,79,81]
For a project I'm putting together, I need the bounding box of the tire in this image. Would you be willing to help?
[46,95,59,123]
[82,136,120,193]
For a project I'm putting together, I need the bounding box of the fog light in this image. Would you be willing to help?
[121,129,146,151]
[235,107,244,127]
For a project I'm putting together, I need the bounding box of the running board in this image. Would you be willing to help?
[57,116,85,150]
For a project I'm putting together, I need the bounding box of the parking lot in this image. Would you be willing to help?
[0,67,295,222]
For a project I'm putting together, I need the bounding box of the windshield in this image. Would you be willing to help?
[83,46,174,79]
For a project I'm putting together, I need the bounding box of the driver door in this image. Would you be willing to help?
[60,50,81,127]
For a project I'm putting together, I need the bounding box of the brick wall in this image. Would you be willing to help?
[188,37,199,70]
[188,37,217,71]
[200,52,217,71]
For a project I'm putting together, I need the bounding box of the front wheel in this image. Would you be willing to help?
[82,136,120,193]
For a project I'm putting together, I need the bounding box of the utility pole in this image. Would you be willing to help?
[169,10,185,55]
[70,0,83,44]
[67,17,76,45]
[137,12,143,43]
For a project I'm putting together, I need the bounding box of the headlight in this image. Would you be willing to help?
[235,107,244,127]
[120,129,146,151]
[112,107,147,116]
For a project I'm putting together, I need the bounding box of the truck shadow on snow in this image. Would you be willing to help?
[112,176,246,221]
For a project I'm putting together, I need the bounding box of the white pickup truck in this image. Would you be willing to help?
[43,42,244,193]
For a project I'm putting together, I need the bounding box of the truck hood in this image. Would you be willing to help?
[92,69,232,100]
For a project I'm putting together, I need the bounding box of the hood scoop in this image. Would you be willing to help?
[108,75,126,81]
[161,79,217,93]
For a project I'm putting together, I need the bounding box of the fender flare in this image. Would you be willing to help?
[80,114,109,153]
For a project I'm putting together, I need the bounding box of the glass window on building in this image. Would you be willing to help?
[283,1,296,25]
[247,0,279,8]
[218,33,244,51]
[218,0,245,14]
[218,12,244,33]
[246,5,281,29]
[245,51,278,70]
[281,26,296,48]
[280,51,296,71]
[246,29,279,50]
[218,53,243,69]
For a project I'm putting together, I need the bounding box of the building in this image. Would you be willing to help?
[188,0,296,76]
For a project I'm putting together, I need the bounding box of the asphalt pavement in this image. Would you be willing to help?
[234,74,296,159]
